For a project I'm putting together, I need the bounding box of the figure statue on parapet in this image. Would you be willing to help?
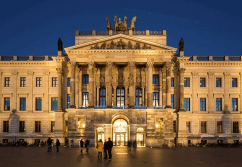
[178,37,184,52]
[58,38,63,51]
[106,16,137,31]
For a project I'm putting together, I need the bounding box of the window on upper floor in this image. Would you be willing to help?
[20,77,26,87]
[51,97,58,111]
[4,97,10,111]
[135,88,142,106]
[4,77,10,87]
[67,94,70,108]
[153,92,159,107]
[36,77,42,87]
[35,98,42,111]
[153,75,159,85]
[184,98,190,111]
[171,94,174,108]
[99,88,106,106]
[184,78,190,87]
[82,75,89,84]
[216,98,222,111]
[200,78,206,87]
[171,78,174,87]
[82,92,89,107]
[20,97,26,111]
[67,78,71,87]
[216,78,222,87]
[232,78,237,87]
[52,77,57,87]
[200,98,206,111]
[117,88,125,107]
[232,98,238,111]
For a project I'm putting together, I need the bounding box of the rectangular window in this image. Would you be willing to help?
[51,121,55,132]
[184,78,190,87]
[173,121,176,133]
[35,98,42,111]
[4,97,10,111]
[3,121,9,132]
[20,97,26,111]
[153,75,159,85]
[82,75,89,84]
[67,94,70,108]
[153,92,159,106]
[67,78,71,87]
[184,98,190,111]
[51,97,58,111]
[232,78,237,87]
[82,92,89,107]
[136,88,142,106]
[35,121,41,132]
[19,121,25,132]
[201,121,207,133]
[171,78,174,87]
[4,77,10,87]
[20,77,26,87]
[186,121,191,133]
[233,121,239,133]
[200,78,206,87]
[36,77,42,87]
[200,98,206,111]
[216,98,222,111]
[171,94,174,108]
[232,98,238,111]
[99,88,106,106]
[216,78,222,87]
[117,88,125,107]
[52,77,57,87]
[217,121,223,133]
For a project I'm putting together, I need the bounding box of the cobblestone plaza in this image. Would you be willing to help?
[0,146,241,167]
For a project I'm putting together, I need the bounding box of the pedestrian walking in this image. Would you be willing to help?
[103,139,108,159]
[106,138,113,160]
[96,139,103,160]
[47,137,52,153]
[127,140,132,151]
[133,140,137,151]
[56,139,60,152]
[85,139,90,153]
[80,139,84,153]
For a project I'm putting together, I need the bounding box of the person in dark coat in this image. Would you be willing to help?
[106,138,113,160]
[80,139,84,153]
[85,139,90,153]
[103,139,108,159]
[133,140,137,151]
[56,139,60,152]
[47,137,52,152]
[127,140,131,151]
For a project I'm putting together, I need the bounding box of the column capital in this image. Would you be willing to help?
[223,72,230,76]
[207,72,214,77]
[179,68,186,74]
[70,61,76,67]
[147,60,154,68]
[191,72,198,77]
[129,61,135,67]
[106,61,113,67]
[56,68,63,74]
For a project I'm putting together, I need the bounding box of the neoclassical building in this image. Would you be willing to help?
[0,17,242,147]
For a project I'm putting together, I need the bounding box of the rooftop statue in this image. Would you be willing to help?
[58,38,63,51]
[178,37,184,52]
[106,17,112,31]
[129,16,137,31]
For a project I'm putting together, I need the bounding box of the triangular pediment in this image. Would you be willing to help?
[65,34,177,54]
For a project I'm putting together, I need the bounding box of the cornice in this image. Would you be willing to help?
[185,61,242,66]
[0,61,56,66]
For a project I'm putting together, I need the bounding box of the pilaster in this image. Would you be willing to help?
[147,60,153,108]
[70,61,76,108]
[179,68,186,111]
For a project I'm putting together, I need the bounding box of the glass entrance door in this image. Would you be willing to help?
[137,133,144,146]
[115,133,125,146]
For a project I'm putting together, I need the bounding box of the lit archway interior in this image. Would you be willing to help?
[113,118,129,146]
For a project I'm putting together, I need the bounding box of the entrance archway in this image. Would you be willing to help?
[112,118,129,146]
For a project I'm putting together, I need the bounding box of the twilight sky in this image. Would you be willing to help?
[0,0,241,56]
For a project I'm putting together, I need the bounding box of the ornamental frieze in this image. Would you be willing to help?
[90,39,152,50]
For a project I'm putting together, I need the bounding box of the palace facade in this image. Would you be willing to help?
[0,18,242,147]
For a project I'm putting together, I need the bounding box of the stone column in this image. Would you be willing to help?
[70,61,76,108]
[208,72,214,113]
[113,86,117,106]
[129,61,135,108]
[179,68,186,111]
[97,86,100,105]
[224,72,230,112]
[166,62,172,108]
[162,68,166,106]
[147,60,154,108]
[142,86,145,105]
[79,68,82,107]
[88,62,95,108]
[106,61,113,108]
[125,86,129,106]
[56,68,63,111]
[159,68,163,106]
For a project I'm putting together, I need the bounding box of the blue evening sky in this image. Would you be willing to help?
[0,0,241,56]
